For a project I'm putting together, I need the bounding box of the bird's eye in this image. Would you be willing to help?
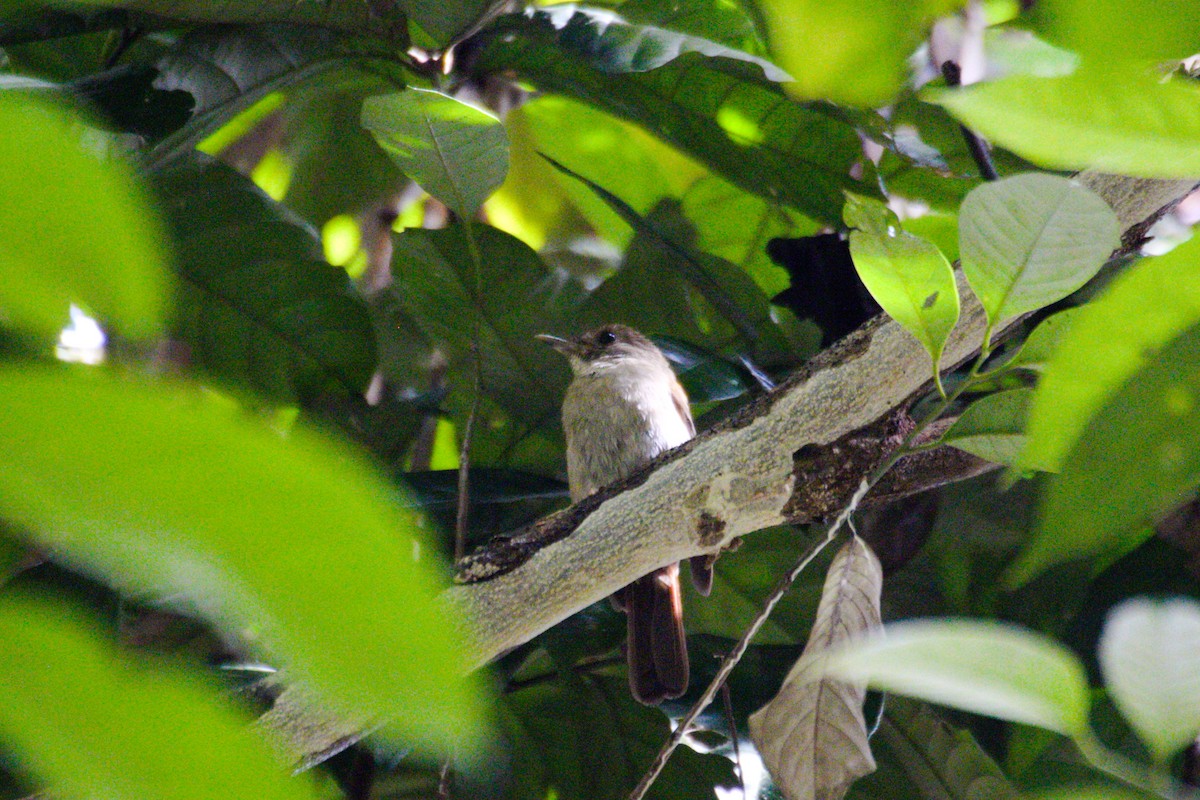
[597,330,617,346]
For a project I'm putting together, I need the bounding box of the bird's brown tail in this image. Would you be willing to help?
[623,563,688,705]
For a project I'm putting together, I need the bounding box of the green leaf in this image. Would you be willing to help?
[0,92,168,341]
[281,83,404,227]
[0,594,316,800]
[151,25,395,170]
[942,388,1032,467]
[476,16,867,226]
[513,5,786,79]
[1006,308,1081,373]
[1008,321,1200,587]
[388,222,570,429]
[618,0,769,53]
[849,697,1018,800]
[845,194,959,374]
[1099,598,1200,763]
[758,0,962,106]
[1021,235,1200,473]
[0,367,486,754]
[1026,0,1200,64]
[152,155,376,403]
[498,671,737,800]
[362,88,508,218]
[94,0,408,42]
[398,0,494,48]
[926,70,1200,178]
[959,174,1119,326]
[826,619,1091,736]
[547,157,792,357]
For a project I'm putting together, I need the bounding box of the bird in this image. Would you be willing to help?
[537,324,712,704]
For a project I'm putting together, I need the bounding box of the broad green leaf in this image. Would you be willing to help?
[388,222,570,429]
[1099,598,1200,763]
[845,194,959,374]
[152,155,376,403]
[150,25,397,170]
[1022,235,1200,473]
[0,367,485,753]
[0,594,315,800]
[498,671,737,800]
[826,619,1090,736]
[959,174,1119,326]
[758,0,963,107]
[362,88,508,218]
[548,158,793,359]
[749,536,882,800]
[476,15,867,225]
[515,94,704,249]
[618,0,768,53]
[1008,322,1200,587]
[77,0,408,42]
[849,697,1018,800]
[281,84,403,227]
[942,388,1032,467]
[1006,308,1081,373]
[514,4,786,79]
[680,176,817,298]
[926,70,1200,178]
[398,0,494,48]
[0,92,168,340]
[1026,0,1200,64]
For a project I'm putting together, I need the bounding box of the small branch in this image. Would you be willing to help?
[940,60,998,181]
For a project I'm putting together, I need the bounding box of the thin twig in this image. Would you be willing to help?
[455,218,486,561]
[437,759,453,800]
[940,61,998,182]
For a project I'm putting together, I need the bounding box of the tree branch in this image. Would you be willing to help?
[262,172,1197,766]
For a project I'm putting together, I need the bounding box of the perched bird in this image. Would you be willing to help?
[538,324,712,705]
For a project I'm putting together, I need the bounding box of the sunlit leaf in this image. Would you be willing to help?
[1021,235,1200,473]
[0,367,486,754]
[1008,322,1200,587]
[958,174,1118,327]
[749,536,882,800]
[1006,308,1081,373]
[475,17,866,225]
[0,594,316,800]
[926,70,1200,178]
[1026,0,1200,64]
[942,388,1032,467]
[362,88,508,218]
[0,92,168,341]
[845,194,959,375]
[827,619,1090,736]
[758,0,963,106]
[1099,598,1200,763]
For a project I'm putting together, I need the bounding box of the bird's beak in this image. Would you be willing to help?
[536,333,578,357]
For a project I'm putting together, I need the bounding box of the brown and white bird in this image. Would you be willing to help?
[538,324,712,705]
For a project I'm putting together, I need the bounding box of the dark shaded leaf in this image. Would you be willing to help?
[474,14,866,226]
[498,671,736,800]
[153,154,376,402]
[110,0,408,42]
[653,336,749,402]
[388,222,572,429]
[942,388,1033,467]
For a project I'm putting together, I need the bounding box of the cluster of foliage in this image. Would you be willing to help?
[2,1,1200,800]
